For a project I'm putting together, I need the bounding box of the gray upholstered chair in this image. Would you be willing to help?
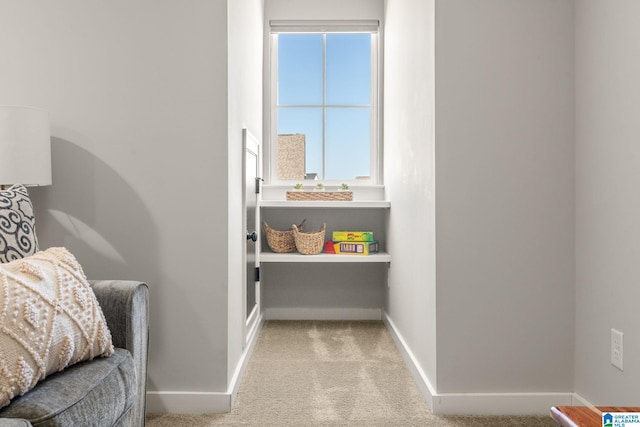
[0,280,149,427]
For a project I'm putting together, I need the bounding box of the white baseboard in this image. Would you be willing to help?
[229,311,264,407]
[146,313,265,414]
[382,313,436,411]
[431,392,573,415]
[572,393,594,406]
[383,312,574,416]
[149,311,581,416]
[265,307,382,320]
[146,391,231,414]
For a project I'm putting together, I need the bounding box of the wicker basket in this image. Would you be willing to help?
[263,219,306,253]
[286,191,353,201]
[292,223,326,255]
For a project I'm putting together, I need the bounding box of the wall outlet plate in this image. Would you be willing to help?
[611,328,624,371]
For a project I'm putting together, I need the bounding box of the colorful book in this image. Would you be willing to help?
[332,231,374,242]
[325,240,379,255]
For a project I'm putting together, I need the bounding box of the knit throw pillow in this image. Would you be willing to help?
[0,185,39,263]
[0,247,114,408]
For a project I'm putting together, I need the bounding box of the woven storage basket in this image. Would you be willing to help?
[292,223,326,255]
[263,219,306,253]
[286,191,353,201]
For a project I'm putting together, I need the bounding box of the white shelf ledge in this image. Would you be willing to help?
[260,252,391,263]
[260,200,390,208]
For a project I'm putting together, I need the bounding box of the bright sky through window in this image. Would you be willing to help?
[276,33,372,181]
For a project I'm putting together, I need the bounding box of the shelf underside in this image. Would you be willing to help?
[260,252,391,263]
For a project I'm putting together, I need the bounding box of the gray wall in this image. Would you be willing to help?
[434,0,575,394]
[384,0,575,402]
[574,0,640,404]
[0,0,233,399]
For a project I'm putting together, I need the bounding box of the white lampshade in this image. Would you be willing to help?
[0,105,52,186]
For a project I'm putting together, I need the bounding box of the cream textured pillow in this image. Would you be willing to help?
[0,247,114,408]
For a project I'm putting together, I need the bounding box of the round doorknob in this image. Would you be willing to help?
[246,231,257,242]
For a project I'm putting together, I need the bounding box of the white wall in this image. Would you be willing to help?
[574,0,640,405]
[434,0,575,399]
[0,0,233,409]
[383,0,437,399]
[227,0,264,387]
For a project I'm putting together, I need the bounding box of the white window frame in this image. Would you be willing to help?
[267,20,382,186]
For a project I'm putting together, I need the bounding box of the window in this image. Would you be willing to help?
[269,21,380,185]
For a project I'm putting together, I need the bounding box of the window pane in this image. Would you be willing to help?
[278,34,323,106]
[325,108,371,180]
[326,34,371,106]
[277,108,323,180]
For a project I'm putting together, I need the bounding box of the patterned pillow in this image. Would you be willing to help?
[0,247,114,408]
[0,185,39,263]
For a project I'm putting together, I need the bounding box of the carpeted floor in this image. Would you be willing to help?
[147,321,558,426]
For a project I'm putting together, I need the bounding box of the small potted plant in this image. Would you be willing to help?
[293,183,304,191]
[315,182,325,191]
[339,183,349,191]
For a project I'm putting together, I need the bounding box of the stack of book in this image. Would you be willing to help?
[324,231,379,255]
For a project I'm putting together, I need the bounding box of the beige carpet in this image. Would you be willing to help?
[147,321,557,426]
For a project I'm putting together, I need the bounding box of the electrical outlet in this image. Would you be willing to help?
[611,328,624,371]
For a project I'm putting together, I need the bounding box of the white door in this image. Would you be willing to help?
[243,128,261,345]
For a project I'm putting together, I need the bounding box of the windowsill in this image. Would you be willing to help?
[260,184,386,202]
[261,200,390,209]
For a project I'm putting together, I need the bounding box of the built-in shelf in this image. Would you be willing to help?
[260,200,391,209]
[259,200,390,264]
[260,252,391,263]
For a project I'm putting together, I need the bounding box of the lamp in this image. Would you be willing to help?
[0,105,52,190]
